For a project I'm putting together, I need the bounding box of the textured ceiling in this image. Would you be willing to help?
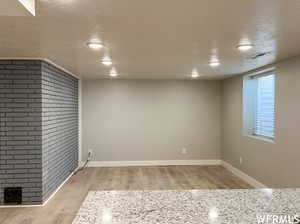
[1,0,35,16]
[0,0,300,79]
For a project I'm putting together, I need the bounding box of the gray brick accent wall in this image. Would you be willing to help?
[41,61,78,201]
[0,60,78,205]
[0,60,43,204]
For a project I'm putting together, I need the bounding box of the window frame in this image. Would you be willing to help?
[243,67,276,143]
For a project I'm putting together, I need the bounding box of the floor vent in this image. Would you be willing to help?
[4,187,22,204]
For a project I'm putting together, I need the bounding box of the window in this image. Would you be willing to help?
[255,75,275,138]
[243,69,276,140]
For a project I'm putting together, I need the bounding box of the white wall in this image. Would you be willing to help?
[221,55,300,187]
[82,79,221,162]
[81,56,300,187]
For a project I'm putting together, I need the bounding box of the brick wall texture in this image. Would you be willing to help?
[0,60,78,205]
[41,61,78,201]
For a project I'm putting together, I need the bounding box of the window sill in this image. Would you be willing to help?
[246,135,275,144]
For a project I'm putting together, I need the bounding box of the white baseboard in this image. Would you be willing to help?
[0,167,79,208]
[42,166,79,206]
[221,161,267,189]
[80,160,221,167]
[0,204,43,208]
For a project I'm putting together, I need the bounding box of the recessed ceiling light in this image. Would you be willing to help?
[237,44,253,51]
[209,61,220,67]
[87,42,104,50]
[102,55,112,66]
[191,68,199,78]
[109,67,118,77]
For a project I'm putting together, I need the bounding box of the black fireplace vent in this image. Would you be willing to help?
[4,187,22,204]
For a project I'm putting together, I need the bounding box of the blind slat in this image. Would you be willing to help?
[254,75,275,138]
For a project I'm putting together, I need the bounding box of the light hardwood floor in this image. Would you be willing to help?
[0,166,253,224]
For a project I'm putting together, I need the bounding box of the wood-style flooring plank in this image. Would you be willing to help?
[0,165,253,224]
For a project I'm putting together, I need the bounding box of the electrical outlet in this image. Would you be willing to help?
[239,157,243,165]
[181,148,187,154]
[88,149,93,160]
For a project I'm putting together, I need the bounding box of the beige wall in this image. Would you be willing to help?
[82,80,221,162]
[221,56,300,188]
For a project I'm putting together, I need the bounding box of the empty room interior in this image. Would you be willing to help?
[1,0,300,223]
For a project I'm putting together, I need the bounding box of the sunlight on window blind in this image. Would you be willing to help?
[255,75,275,138]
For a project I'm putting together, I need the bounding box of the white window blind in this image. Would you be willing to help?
[254,74,275,138]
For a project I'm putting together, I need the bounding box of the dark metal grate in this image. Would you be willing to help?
[4,187,22,204]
